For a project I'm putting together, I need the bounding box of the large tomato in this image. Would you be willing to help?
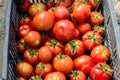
[35,62,53,78]
[23,31,41,48]
[53,20,76,42]
[16,62,34,79]
[44,38,64,57]
[31,11,54,31]
[90,63,112,80]
[74,55,94,74]
[52,54,73,75]
[44,72,66,80]
[64,39,84,59]
[91,45,110,63]
[89,0,101,10]
[82,31,102,50]
[56,0,72,8]
[29,2,46,18]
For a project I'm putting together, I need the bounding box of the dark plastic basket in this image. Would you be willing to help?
[1,0,120,80]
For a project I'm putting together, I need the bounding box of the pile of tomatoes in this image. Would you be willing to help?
[16,0,113,80]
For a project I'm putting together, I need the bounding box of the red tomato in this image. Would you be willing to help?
[73,29,80,39]
[29,2,46,18]
[44,0,55,10]
[44,72,66,80]
[89,11,104,26]
[52,54,73,75]
[24,49,39,65]
[54,6,70,21]
[29,75,42,80]
[70,70,86,80]
[64,39,84,59]
[77,23,91,35]
[44,38,64,57]
[91,45,110,63]
[90,63,112,80]
[35,62,53,78]
[16,62,34,79]
[89,0,101,10]
[82,31,102,50]
[18,24,32,38]
[93,25,105,36]
[24,31,41,48]
[56,0,72,8]
[31,11,54,31]
[38,46,53,63]
[53,20,76,42]
[74,55,94,74]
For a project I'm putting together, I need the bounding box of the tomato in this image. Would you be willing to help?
[89,0,101,10]
[64,39,84,59]
[18,24,32,38]
[44,0,55,10]
[16,62,34,79]
[53,20,76,42]
[18,0,32,13]
[35,62,53,78]
[72,3,91,23]
[24,31,41,48]
[44,38,64,57]
[93,25,105,36]
[90,63,112,80]
[38,46,53,63]
[77,23,91,35]
[29,2,46,18]
[74,55,94,74]
[54,6,70,21]
[70,70,86,80]
[82,31,102,50]
[56,0,72,8]
[53,54,73,75]
[73,29,80,39]
[29,75,42,80]
[89,11,103,26]
[24,49,39,65]
[44,72,66,80]
[91,45,110,63]
[31,11,54,31]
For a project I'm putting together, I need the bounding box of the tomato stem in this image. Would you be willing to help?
[29,49,37,57]
[100,63,112,74]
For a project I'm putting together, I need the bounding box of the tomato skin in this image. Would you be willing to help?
[56,0,72,8]
[18,24,32,38]
[53,20,76,42]
[29,2,46,18]
[44,72,66,80]
[16,62,34,79]
[64,39,84,59]
[74,55,94,74]
[89,0,101,10]
[52,54,74,75]
[82,31,102,50]
[19,16,31,26]
[91,45,110,63]
[38,46,53,63]
[24,31,41,48]
[73,29,80,39]
[31,11,54,31]
[90,63,112,80]
[35,62,53,78]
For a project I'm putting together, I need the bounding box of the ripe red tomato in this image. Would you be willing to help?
[24,49,39,65]
[38,46,53,63]
[74,55,94,74]
[16,62,34,79]
[77,23,91,35]
[70,70,86,80]
[35,62,53,78]
[93,25,105,36]
[18,24,32,38]
[89,11,103,26]
[82,31,102,50]
[29,2,46,18]
[24,31,41,48]
[91,45,110,63]
[52,54,73,75]
[64,39,84,59]
[31,11,54,31]
[90,63,112,80]
[44,0,55,10]
[89,0,101,10]
[56,0,72,8]
[54,6,70,21]
[53,20,76,42]
[44,72,66,80]
[29,75,42,80]
[44,38,64,57]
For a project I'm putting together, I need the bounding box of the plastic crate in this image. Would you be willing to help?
[1,0,120,80]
